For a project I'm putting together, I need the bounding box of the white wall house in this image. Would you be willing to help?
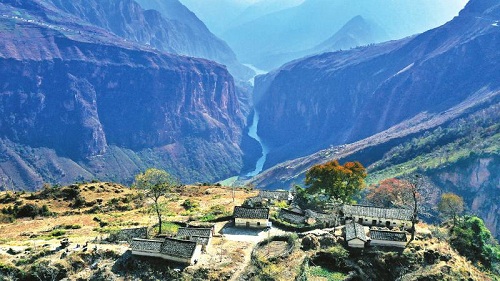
[369,229,408,248]
[342,205,413,229]
[131,237,202,265]
[233,206,269,228]
[345,221,368,248]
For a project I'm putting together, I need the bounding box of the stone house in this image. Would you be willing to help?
[233,206,269,228]
[369,229,408,248]
[258,190,293,203]
[342,205,413,229]
[305,209,340,227]
[176,227,213,250]
[278,208,306,225]
[131,237,202,265]
[345,221,368,248]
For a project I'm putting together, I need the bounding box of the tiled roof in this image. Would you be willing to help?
[370,230,407,242]
[259,190,291,201]
[131,237,197,259]
[345,222,367,242]
[233,206,269,219]
[279,209,306,224]
[343,205,413,221]
[190,236,210,245]
[176,228,212,239]
[131,238,163,252]
[160,237,197,259]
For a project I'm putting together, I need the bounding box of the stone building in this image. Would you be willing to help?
[278,208,306,225]
[176,227,213,250]
[233,206,269,228]
[131,237,202,265]
[369,229,408,248]
[345,221,368,248]
[305,209,340,227]
[258,190,293,202]
[342,205,412,229]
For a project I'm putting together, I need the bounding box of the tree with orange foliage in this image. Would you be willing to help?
[365,178,414,208]
[305,159,367,203]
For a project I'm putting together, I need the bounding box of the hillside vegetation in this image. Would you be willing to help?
[0,182,498,280]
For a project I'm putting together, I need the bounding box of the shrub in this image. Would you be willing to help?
[16,203,39,219]
[451,216,500,272]
[181,199,199,210]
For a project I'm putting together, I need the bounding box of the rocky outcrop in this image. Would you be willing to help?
[0,0,244,189]
[428,155,500,238]
[254,0,500,168]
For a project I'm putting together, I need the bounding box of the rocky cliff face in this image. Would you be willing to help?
[48,0,253,80]
[254,0,500,168]
[0,0,244,189]
[428,155,500,238]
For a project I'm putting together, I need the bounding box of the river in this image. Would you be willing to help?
[243,64,269,177]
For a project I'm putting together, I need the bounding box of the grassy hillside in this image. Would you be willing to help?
[0,182,498,280]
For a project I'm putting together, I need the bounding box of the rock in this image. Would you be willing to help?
[302,234,320,250]
[319,234,337,248]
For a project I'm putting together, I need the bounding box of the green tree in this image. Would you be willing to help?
[451,216,500,272]
[305,160,367,203]
[134,168,180,234]
[438,193,464,227]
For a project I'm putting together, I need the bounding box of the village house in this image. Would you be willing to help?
[305,209,340,227]
[369,229,408,248]
[278,208,307,225]
[342,205,413,229]
[176,227,213,250]
[345,221,368,248]
[245,190,293,207]
[131,237,202,265]
[258,190,293,203]
[233,206,270,228]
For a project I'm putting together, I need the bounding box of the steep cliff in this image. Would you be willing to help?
[0,0,245,189]
[47,0,253,81]
[254,0,500,168]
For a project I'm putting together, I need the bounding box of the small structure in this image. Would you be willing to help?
[345,221,368,248]
[305,209,340,227]
[233,206,269,228]
[369,229,407,248]
[131,237,202,265]
[342,205,412,229]
[176,227,213,250]
[112,227,148,243]
[278,208,307,225]
[258,190,293,202]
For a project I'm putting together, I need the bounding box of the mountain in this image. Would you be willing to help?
[253,0,500,169]
[47,0,253,81]
[313,15,388,53]
[179,0,304,37]
[0,0,246,190]
[248,0,500,238]
[254,15,390,71]
[222,0,468,69]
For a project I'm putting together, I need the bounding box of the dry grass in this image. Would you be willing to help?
[0,182,257,245]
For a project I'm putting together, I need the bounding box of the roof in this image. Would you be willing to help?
[370,230,407,242]
[258,190,291,201]
[342,205,413,221]
[176,227,212,239]
[233,206,269,219]
[131,237,198,259]
[131,238,164,253]
[279,208,306,223]
[160,237,198,259]
[345,221,368,242]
